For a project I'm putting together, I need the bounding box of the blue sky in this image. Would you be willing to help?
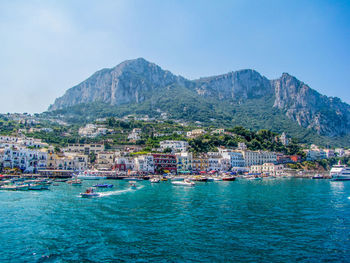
[0,0,349,113]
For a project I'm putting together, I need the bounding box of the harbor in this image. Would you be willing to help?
[1,177,349,262]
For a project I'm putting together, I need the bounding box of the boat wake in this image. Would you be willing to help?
[97,185,144,197]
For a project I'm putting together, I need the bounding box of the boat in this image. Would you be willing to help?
[213,178,223,181]
[0,185,18,191]
[80,187,100,198]
[171,176,185,181]
[150,178,160,183]
[222,177,236,181]
[93,184,114,188]
[28,184,43,190]
[192,176,208,182]
[129,181,137,189]
[312,174,325,179]
[55,178,68,182]
[172,179,195,186]
[330,162,350,181]
[67,178,82,185]
[16,185,29,191]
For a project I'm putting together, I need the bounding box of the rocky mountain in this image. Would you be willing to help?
[49,58,350,141]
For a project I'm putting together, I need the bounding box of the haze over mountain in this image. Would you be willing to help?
[48,58,350,145]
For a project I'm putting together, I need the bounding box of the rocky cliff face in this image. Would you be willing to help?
[49,58,350,137]
[49,58,185,110]
[194,69,274,101]
[272,73,350,136]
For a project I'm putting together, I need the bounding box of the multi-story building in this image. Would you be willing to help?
[250,163,284,176]
[176,152,193,173]
[114,157,135,172]
[2,146,47,172]
[96,152,115,170]
[152,154,177,173]
[220,150,245,170]
[160,140,189,152]
[64,143,105,155]
[134,155,154,173]
[305,149,327,161]
[47,147,88,171]
[192,154,209,172]
[242,150,277,167]
[186,129,206,138]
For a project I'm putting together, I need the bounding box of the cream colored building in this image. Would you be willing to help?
[64,143,105,155]
[96,151,115,169]
[250,163,284,176]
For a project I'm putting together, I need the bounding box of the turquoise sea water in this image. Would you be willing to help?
[1,178,350,262]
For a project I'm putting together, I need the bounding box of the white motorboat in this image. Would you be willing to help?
[150,178,160,183]
[172,179,195,186]
[171,176,185,181]
[330,162,350,181]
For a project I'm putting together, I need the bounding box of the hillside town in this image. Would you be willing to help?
[1,127,349,177]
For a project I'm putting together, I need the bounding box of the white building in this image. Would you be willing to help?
[128,128,142,141]
[280,132,289,146]
[242,150,277,167]
[134,155,154,173]
[220,150,246,170]
[250,163,284,176]
[3,146,47,172]
[160,140,189,152]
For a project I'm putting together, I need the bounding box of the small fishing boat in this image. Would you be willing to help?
[172,179,195,186]
[150,178,160,183]
[312,174,325,179]
[93,184,114,188]
[80,187,100,198]
[55,179,68,182]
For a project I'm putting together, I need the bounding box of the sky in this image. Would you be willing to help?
[0,0,349,113]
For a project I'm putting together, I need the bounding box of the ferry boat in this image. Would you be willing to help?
[330,162,350,181]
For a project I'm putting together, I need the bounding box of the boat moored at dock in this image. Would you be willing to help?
[330,162,350,181]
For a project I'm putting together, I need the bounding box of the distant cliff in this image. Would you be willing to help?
[49,58,350,139]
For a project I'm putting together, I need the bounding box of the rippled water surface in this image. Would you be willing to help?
[1,178,350,262]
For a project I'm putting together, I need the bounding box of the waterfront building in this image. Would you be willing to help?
[220,150,245,171]
[152,153,177,173]
[2,146,47,172]
[176,152,193,173]
[250,163,284,176]
[114,157,135,172]
[47,147,88,171]
[192,154,209,172]
[242,150,277,167]
[134,155,154,173]
[305,149,327,161]
[159,140,189,152]
[96,151,115,170]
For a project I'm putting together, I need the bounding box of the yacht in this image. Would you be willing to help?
[330,163,350,181]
